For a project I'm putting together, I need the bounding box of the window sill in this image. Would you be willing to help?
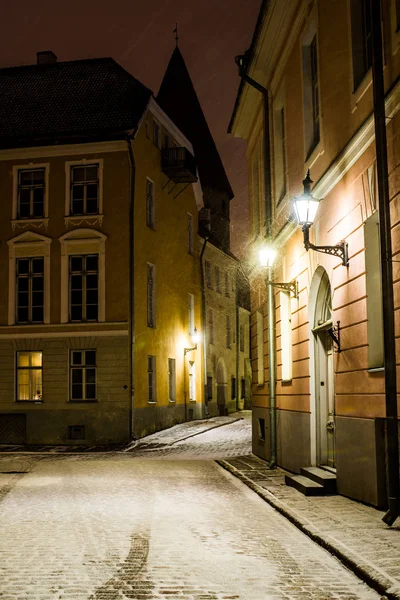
[68,400,98,403]
[305,139,324,170]
[367,367,384,373]
[64,214,104,228]
[16,400,43,404]
[168,400,176,404]
[12,218,49,231]
[351,69,372,113]
[147,400,157,405]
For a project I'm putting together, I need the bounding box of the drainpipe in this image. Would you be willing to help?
[200,235,210,417]
[235,55,276,467]
[370,0,400,526]
[236,275,240,411]
[126,135,136,440]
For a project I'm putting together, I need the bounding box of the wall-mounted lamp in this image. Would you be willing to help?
[293,171,349,267]
[184,327,200,355]
[259,243,299,298]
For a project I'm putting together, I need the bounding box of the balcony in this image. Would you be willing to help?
[161,147,197,183]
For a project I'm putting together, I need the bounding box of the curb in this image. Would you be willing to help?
[167,417,243,446]
[217,459,399,600]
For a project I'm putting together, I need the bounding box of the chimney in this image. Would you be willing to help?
[36,51,57,65]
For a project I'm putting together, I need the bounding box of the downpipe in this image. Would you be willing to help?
[200,236,210,418]
[267,269,277,468]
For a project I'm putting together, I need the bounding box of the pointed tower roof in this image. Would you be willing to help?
[157,47,234,200]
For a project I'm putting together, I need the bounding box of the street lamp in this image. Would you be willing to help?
[293,170,349,267]
[184,327,200,355]
[258,243,299,298]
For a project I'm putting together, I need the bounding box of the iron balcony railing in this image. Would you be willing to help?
[161,147,197,183]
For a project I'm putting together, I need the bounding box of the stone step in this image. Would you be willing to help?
[319,464,337,475]
[284,474,325,496]
[300,466,337,494]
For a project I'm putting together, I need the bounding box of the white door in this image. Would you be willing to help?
[316,330,335,467]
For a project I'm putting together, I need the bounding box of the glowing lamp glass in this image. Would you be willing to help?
[191,328,200,346]
[293,195,319,226]
[259,246,277,268]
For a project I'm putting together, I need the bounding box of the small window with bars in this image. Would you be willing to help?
[146,179,155,229]
[148,355,156,402]
[69,255,99,322]
[17,168,45,219]
[70,164,99,215]
[70,350,97,401]
[205,260,212,289]
[16,257,44,324]
[16,351,43,401]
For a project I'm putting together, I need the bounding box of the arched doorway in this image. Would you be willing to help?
[216,358,227,416]
[309,268,335,467]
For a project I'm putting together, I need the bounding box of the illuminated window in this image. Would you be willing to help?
[280,292,292,382]
[188,213,194,254]
[69,255,98,322]
[16,257,44,324]
[168,358,176,402]
[188,293,195,335]
[148,356,156,402]
[365,213,383,368]
[147,264,156,328]
[205,260,212,288]
[17,168,45,219]
[350,0,372,90]
[188,361,196,401]
[16,351,43,402]
[146,179,155,229]
[70,164,99,215]
[257,311,264,385]
[70,350,97,401]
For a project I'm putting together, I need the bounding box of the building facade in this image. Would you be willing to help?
[0,53,203,445]
[229,0,400,507]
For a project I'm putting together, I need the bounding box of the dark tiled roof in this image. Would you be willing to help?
[0,57,152,148]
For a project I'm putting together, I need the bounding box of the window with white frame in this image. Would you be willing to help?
[168,358,176,402]
[69,255,99,322]
[147,263,156,328]
[69,163,99,215]
[146,179,155,229]
[188,293,195,335]
[302,34,320,157]
[208,308,214,344]
[148,355,156,402]
[17,168,45,219]
[16,351,43,401]
[226,315,232,348]
[188,361,196,401]
[273,102,287,204]
[16,257,44,324]
[205,260,212,288]
[70,350,97,401]
[280,292,292,381]
[350,0,372,90]
[365,213,384,368]
[153,121,160,148]
[257,311,265,385]
[215,266,221,293]
[188,213,194,254]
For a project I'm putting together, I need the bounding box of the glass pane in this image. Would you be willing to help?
[17,278,29,292]
[70,275,83,290]
[85,383,96,399]
[86,289,98,305]
[32,169,45,184]
[72,351,82,365]
[32,277,44,292]
[31,307,44,323]
[86,368,96,384]
[85,351,96,366]
[85,256,98,272]
[72,184,84,200]
[33,185,44,201]
[32,258,44,274]
[17,369,30,400]
[31,352,42,367]
[70,257,83,273]
[32,291,44,307]
[17,307,29,323]
[19,171,32,185]
[71,290,83,305]
[70,305,83,321]
[85,166,98,181]
[71,198,84,215]
[72,383,83,400]
[33,201,44,218]
[32,369,42,399]
[86,274,98,289]
[17,259,30,275]
[86,183,98,198]
[86,197,98,214]
[72,167,85,182]
[17,352,30,367]
[85,305,98,321]
[72,369,83,384]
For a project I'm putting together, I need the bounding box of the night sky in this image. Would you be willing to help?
[0,0,261,255]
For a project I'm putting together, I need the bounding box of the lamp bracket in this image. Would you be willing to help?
[303,225,349,266]
[184,345,197,356]
[269,280,299,298]
[327,321,341,352]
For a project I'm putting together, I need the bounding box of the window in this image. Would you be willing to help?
[153,121,160,148]
[205,260,212,288]
[147,264,156,328]
[16,257,44,324]
[208,308,214,344]
[69,255,98,322]
[365,213,383,368]
[226,315,232,348]
[16,351,43,401]
[189,361,196,401]
[240,324,245,352]
[241,378,245,399]
[146,179,155,229]
[231,377,236,400]
[251,146,261,235]
[258,417,266,441]
[70,164,99,215]
[188,213,194,254]
[273,104,287,203]
[257,311,265,385]
[145,122,150,139]
[168,358,176,402]
[17,168,45,219]
[207,375,213,400]
[302,35,320,157]
[164,134,170,148]
[280,292,292,381]
[148,355,156,402]
[225,272,230,297]
[215,266,221,293]
[70,350,97,401]
[68,425,85,440]
[350,0,372,90]
[188,293,195,335]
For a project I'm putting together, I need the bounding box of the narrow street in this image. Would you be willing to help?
[0,418,384,600]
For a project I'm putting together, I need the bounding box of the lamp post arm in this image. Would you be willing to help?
[302,225,349,266]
